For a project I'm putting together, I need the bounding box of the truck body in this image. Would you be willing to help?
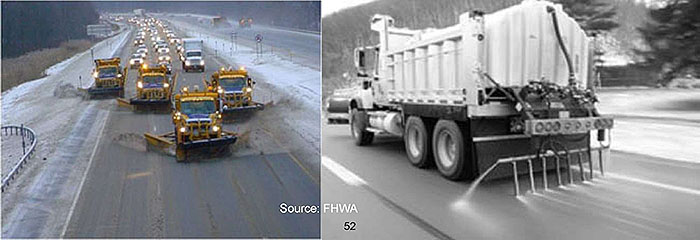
[144,89,237,161]
[84,57,127,98]
[338,0,613,181]
[181,38,205,72]
[205,67,264,115]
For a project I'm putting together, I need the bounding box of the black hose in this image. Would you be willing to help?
[547,6,576,86]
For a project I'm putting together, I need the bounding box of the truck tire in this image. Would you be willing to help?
[404,116,433,168]
[350,108,373,146]
[433,120,467,180]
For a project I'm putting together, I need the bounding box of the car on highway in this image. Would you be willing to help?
[136,47,148,56]
[129,54,144,69]
[157,45,170,54]
[157,61,172,75]
[157,54,171,63]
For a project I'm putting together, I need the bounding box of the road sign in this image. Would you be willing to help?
[255,34,263,43]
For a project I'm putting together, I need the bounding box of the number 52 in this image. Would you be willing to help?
[343,221,356,231]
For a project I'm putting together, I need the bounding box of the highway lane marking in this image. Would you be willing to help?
[322,156,454,240]
[59,28,133,237]
[60,107,111,238]
[321,156,366,186]
[126,171,152,179]
[607,172,700,197]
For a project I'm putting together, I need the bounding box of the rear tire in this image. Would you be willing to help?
[404,116,433,168]
[350,108,373,146]
[432,120,467,180]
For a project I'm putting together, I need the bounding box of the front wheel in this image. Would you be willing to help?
[433,120,467,180]
[350,108,373,146]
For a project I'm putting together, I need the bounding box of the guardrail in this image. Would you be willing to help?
[1,124,37,192]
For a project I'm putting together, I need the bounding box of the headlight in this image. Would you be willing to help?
[217,88,223,94]
[130,60,136,64]
[212,125,219,132]
[117,74,122,78]
[163,82,169,88]
[245,87,253,93]
[200,60,204,65]
[137,81,143,88]
[185,60,191,66]
[93,72,98,78]
[179,127,187,133]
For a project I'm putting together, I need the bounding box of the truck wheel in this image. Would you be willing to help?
[404,116,433,168]
[350,108,373,146]
[433,120,466,180]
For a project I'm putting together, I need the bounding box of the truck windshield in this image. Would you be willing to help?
[186,51,201,57]
[98,67,118,77]
[220,77,246,91]
[142,75,164,84]
[181,100,216,116]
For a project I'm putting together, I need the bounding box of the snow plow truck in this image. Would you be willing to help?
[117,64,176,111]
[144,87,237,161]
[325,1,614,194]
[81,58,127,98]
[205,66,264,118]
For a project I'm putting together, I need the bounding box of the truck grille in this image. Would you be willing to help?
[97,78,120,87]
[140,89,166,99]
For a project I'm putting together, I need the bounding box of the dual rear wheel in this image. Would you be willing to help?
[404,117,467,180]
[351,109,469,180]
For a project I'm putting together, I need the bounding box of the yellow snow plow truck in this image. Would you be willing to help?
[81,58,127,98]
[144,87,237,161]
[205,67,264,116]
[117,64,176,111]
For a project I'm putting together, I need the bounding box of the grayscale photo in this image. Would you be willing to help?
[322,0,700,239]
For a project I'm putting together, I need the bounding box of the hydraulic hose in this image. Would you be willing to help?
[547,6,576,86]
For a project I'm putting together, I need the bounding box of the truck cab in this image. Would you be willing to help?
[170,88,234,160]
[89,58,126,98]
[182,38,204,72]
[183,50,204,72]
[132,64,173,105]
[205,67,263,113]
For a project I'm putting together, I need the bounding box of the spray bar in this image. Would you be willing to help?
[466,142,610,197]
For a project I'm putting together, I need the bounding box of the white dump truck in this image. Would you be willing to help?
[332,0,614,184]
